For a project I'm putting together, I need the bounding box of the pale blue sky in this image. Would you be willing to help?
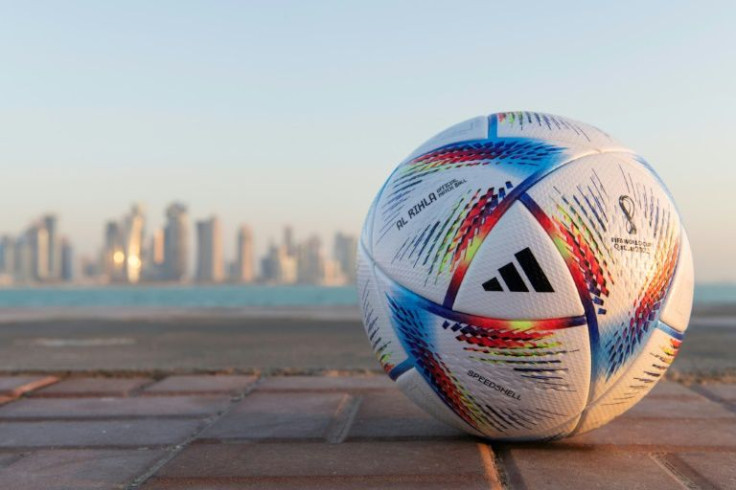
[0,1,734,281]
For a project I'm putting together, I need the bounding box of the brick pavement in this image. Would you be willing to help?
[0,374,731,489]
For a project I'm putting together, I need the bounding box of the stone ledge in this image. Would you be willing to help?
[31,377,153,398]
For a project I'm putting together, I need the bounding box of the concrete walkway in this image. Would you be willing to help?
[0,314,733,378]
[0,374,732,489]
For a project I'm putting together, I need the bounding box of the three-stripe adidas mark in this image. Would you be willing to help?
[482,247,554,293]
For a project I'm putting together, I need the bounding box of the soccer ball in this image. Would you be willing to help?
[358,112,693,440]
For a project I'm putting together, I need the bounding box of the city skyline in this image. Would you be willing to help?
[0,203,358,287]
[1,3,734,282]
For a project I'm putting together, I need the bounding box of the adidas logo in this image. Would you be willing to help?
[482,247,554,293]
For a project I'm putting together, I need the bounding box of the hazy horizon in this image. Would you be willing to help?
[1,2,735,281]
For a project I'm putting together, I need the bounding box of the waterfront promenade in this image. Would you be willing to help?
[0,305,732,379]
[0,306,732,488]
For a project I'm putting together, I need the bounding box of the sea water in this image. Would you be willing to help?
[0,285,359,308]
[0,283,732,309]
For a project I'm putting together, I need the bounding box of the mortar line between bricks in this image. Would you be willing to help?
[257,387,393,394]
[495,447,526,490]
[125,376,265,490]
[649,453,702,490]
[688,384,736,414]
[325,394,362,444]
[148,474,485,486]
[589,416,736,421]
[0,444,177,451]
[477,443,504,490]
[1,376,59,398]
[128,378,161,397]
[658,453,721,490]
[139,390,261,397]
[501,443,736,453]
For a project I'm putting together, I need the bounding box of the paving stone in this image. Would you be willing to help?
[623,396,735,419]
[564,417,736,448]
[697,383,736,402]
[32,377,153,397]
[0,376,58,396]
[258,376,394,392]
[0,395,231,419]
[505,448,678,489]
[348,390,468,440]
[143,375,257,395]
[144,475,486,489]
[646,381,703,398]
[0,419,202,447]
[673,452,736,489]
[200,392,345,441]
[0,449,165,489]
[149,441,489,489]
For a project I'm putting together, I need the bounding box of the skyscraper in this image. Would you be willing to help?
[104,221,124,281]
[123,204,145,284]
[29,223,49,281]
[14,234,33,283]
[261,242,297,284]
[0,215,73,285]
[101,205,145,284]
[42,214,60,280]
[164,202,189,282]
[0,235,14,277]
[260,242,277,283]
[195,216,223,283]
[297,235,323,284]
[142,227,165,281]
[151,228,165,266]
[334,232,358,284]
[60,238,74,282]
[235,225,254,283]
[321,257,347,286]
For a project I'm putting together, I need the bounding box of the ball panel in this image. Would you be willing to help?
[396,368,484,436]
[357,243,408,376]
[368,114,617,309]
[402,115,489,163]
[659,230,694,332]
[525,152,684,403]
[369,140,576,307]
[370,165,523,306]
[359,198,377,256]
[572,325,683,434]
[453,202,585,319]
[398,367,584,441]
[495,112,627,153]
[374,263,592,440]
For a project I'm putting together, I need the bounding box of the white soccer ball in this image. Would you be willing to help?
[358,112,693,440]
